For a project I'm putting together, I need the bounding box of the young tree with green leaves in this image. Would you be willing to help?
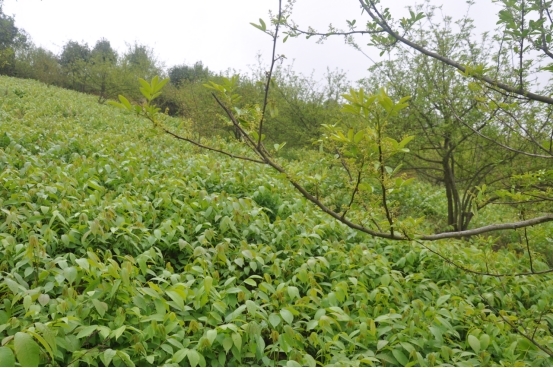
[59,40,91,92]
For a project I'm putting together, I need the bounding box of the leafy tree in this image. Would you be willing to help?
[59,40,90,91]
[358,6,532,232]
[15,45,63,85]
[88,38,119,102]
[122,42,161,80]
[236,59,349,149]
[168,61,211,85]
[0,0,27,76]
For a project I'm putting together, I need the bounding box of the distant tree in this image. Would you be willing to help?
[89,38,119,101]
[119,42,162,101]
[168,61,210,86]
[59,40,90,91]
[0,0,28,76]
[16,46,62,85]
[122,42,161,80]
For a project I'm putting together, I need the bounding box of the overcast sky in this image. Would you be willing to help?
[3,0,500,83]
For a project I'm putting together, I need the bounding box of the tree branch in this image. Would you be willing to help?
[358,0,553,105]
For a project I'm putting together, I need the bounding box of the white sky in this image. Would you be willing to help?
[3,0,500,83]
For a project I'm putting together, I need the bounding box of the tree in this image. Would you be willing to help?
[15,45,63,85]
[357,6,535,232]
[88,38,119,102]
[168,61,210,86]
[0,0,27,76]
[242,61,349,149]
[122,43,161,80]
[59,40,90,92]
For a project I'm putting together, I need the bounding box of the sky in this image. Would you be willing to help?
[3,0,501,83]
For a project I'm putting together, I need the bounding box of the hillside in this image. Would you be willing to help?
[0,76,552,366]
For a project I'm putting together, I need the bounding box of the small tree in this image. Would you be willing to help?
[59,40,90,92]
[88,38,119,102]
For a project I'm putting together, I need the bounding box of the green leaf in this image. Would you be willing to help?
[102,349,117,366]
[306,319,318,330]
[92,299,108,317]
[436,294,451,307]
[479,334,490,350]
[223,336,233,353]
[280,309,294,324]
[204,276,213,294]
[232,332,242,352]
[269,313,281,328]
[0,347,15,367]
[118,95,132,110]
[377,340,388,350]
[206,329,217,345]
[287,286,300,300]
[468,334,480,353]
[173,348,188,364]
[116,350,135,367]
[166,290,185,311]
[392,349,409,365]
[188,349,200,367]
[354,130,364,143]
[76,325,97,339]
[259,18,267,31]
[63,266,77,284]
[112,325,126,340]
[14,332,40,367]
[380,274,391,287]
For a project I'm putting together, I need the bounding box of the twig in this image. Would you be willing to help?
[477,291,553,358]
[414,239,553,277]
[258,0,283,148]
[341,169,362,220]
[162,128,264,164]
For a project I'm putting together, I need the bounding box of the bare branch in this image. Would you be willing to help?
[414,239,553,277]
[421,214,553,240]
[258,0,283,148]
[161,128,265,164]
[341,169,362,220]
[286,25,384,39]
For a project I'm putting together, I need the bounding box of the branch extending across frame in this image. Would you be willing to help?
[286,24,385,39]
[130,0,553,245]
[160,128,265,164]
[358,0,553,105]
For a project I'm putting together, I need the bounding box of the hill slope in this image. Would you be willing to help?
[0,76,552,366]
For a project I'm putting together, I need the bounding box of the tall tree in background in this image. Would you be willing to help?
[59,41,90,92]
[0,0,27,76]
[89,38,118,102]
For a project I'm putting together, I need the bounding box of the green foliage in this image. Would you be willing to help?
[168,61,210,86]
[0,1,28,76]
[1,75,553,367]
